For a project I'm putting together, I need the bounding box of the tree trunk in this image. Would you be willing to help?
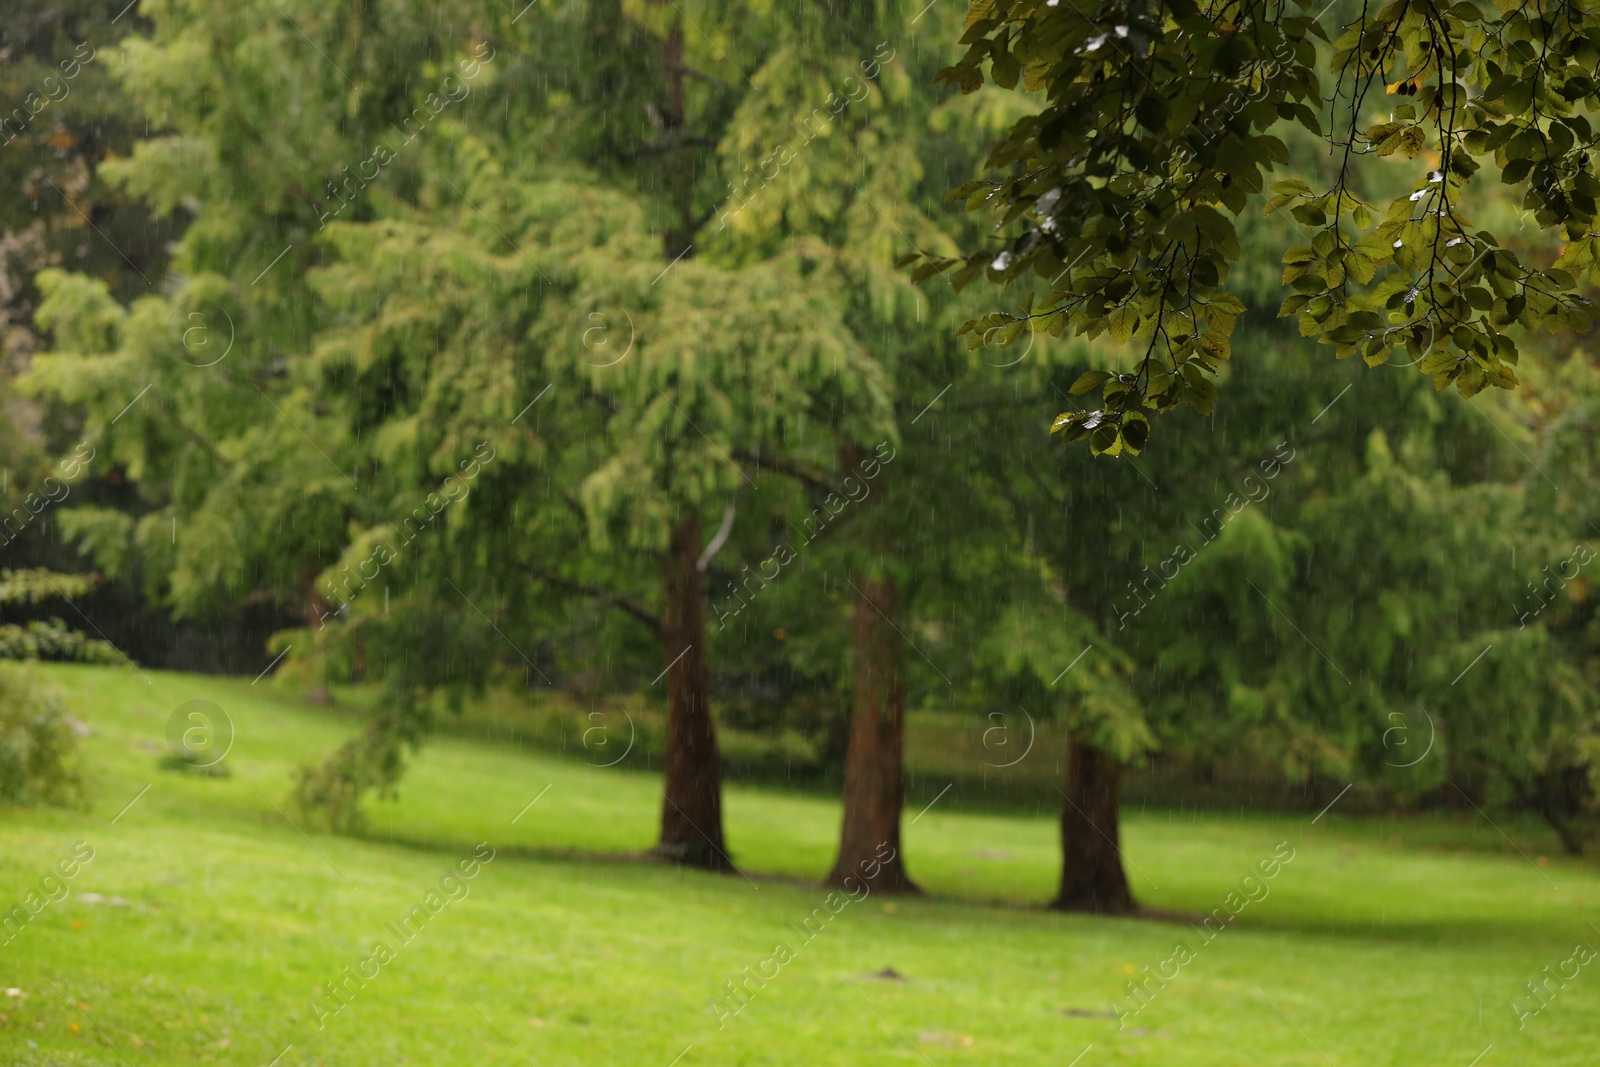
[657,514,731,870]
[827,571,917,892]
[1540,804,1586,857]
[1528,769,1588,857]
[1052,733,1134,913]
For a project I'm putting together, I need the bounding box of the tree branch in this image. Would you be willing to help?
[734,449,834,492]
[532,567,660,638]
[617,134,721,163]
[581,385,620,413]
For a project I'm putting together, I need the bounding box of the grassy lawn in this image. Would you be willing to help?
[1,663,1597,1065]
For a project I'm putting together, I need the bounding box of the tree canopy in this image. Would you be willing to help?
[916,0,1599,456]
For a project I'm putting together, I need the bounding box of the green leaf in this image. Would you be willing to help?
[1089,424,1122,456]
[991,46,1022,90]
[1108,305,1140,344]
[1136,94,1169,132]
[1121,412,1150,454]
[1502,158,1534,184]
[1070,370,1113,395]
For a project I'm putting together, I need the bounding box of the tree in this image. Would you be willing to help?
[925,137,1600,897]
[917,0,1600,454]
[897,0,1600,895]
[696,10,964,893]
[23,0,534,820]
[2,1,166,349]
[1430,348,1600,854]
[976,600,1149,911]
[26,0,919,872]
[20,0,481,680]
[297,0,1009,884]
[690,2,1062,891]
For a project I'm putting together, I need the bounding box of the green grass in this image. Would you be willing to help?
[1,663,1597,1065]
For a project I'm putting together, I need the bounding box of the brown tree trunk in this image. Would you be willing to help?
[1052,733,1134,913]
[650,11,722,868]
[657,514,731,870]
[827,571,917,892]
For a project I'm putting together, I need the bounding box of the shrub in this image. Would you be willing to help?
[0,665,85,806]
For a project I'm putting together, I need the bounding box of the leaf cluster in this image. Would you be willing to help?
[921,0,1600,452]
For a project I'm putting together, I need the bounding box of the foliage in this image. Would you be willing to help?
[0,0,164,338]
[0,567,95,604]
[292,708,420,832]
[0,568,122,664]
[918,0,1600,455]
[0,663,82,805]
[975,593,1152,761]
[0,618,121,664]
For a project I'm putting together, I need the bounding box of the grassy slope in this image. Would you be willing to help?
[1,663,1596,1065]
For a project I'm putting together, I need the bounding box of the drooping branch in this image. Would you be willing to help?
[531,567,661,638]
[733,449,834,493]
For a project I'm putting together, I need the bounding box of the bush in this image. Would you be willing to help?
[0,665,85,806]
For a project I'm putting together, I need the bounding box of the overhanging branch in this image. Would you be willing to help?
[532,567,660,638]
